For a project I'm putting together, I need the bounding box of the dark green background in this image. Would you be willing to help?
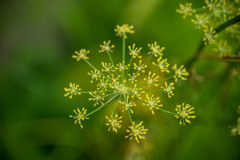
[1,0,240,159]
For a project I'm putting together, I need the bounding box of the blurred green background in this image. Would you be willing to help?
[1,0,240,159]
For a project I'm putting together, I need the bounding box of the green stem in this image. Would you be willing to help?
[111,95,122,116]
[102,92,118,98]
[126,55,134,77]
[185,15,240,68]
[122,34,126,82]
[85,94,119,117]
[123,94,133,124]
[107,51,118,76]
[141,90,163,92]
[80,90,113,94]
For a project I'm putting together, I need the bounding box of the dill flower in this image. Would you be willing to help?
[176,3,196,19]
[230,124,240,136]
[143,94,162,115]
[72,49,90,61]
[119,95,136,113]
[97,77,108,91]
[152,56,169,73]
[101,62,115,73]
[69,108,89,128]
[177,0,240,57]
[191,14,209,29]
[213,40,232,57]
[125,121,148,143]
[128,43,142,58]
[88,91,105,106]
[131,84,144,99]
[203,0,218,11]
[133,60,147,73]
[114,24,134,39]
[105,114,122,133]
[174,103,196,125]
[128,73,140,84]
[144,71,159,86]
[203,27,217,44]
[116,61,129,71]
[229,106,240,136]
[172,64,189,82]
[88,69,101,83]
[99,40,115,53]
[161,82,175,98]
[148,41,165,57]
[64,82,81,99]
[65,24,194,143]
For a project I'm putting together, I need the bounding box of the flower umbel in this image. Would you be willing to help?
[99,40,115,53]
[176,3,195,19]
[148,41,165,57]
[64,83,81,99]
[174,103,196,125]
[129,43,142,58]
[143,94,163,115]
[114,24,134,39]
[161,82,175,98]
[72,49,89,61]
[172,64,189,82]
[105,114,122,133]
[65,24,194,143]
[69,108,89,128]
[125,121,148,143]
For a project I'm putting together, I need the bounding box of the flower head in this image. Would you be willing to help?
[88,69,101,83]
[114,24,135,39]
[125,121,148,143]
[116,61,129,71]
[88,91,105,106]
[69,108,89,128]
[133,60,147,73]
[65,24,193,143]
[119,95,136,113]
[64,83,81,99]
[131,84,144,99]
[176,3,196,19]
[101,62,115,73]
[105,114,122,133]
[144,71,159,86]
[128,43,142,58]
[161,82,175,98]
[99,40,115,53]
[230,124,240,136]
[203,27,217,44]
[213,40,232,57]
[191,14,209,29]
[172,64,189,82]
[97,77,108,91]
[128,73,140,84]
[148,41,165,57]
[174,103,196,125]
[152,56,169,73]
[143,94,162,115]
[72,49,90,61]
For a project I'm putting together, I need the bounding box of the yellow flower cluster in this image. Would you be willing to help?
[174,103,196,125]
[177,0,240,57]
[64,24,195,143]
[230,106,240,136]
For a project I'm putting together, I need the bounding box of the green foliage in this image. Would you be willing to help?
[0,0,239,159]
